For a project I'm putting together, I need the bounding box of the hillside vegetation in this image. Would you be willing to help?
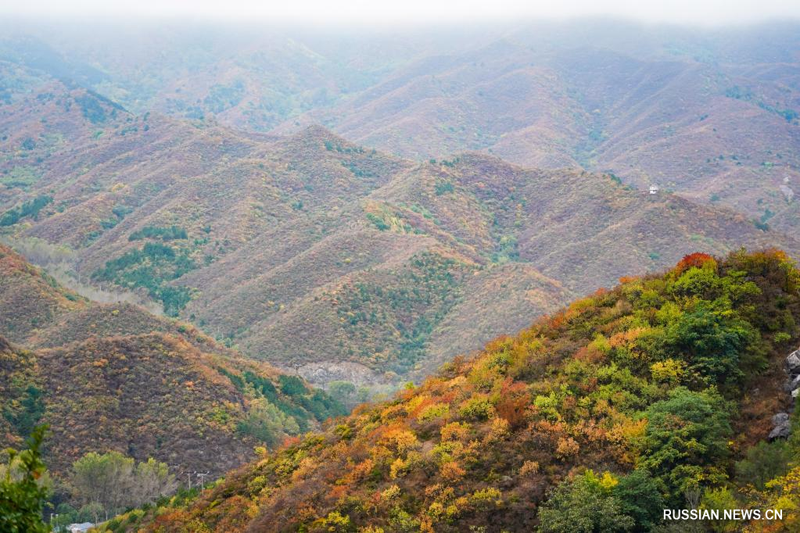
[274,21,800,233]
[103,250,800,532]
[0,243,345,481]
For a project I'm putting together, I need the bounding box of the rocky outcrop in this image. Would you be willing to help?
[770,412,791,440]
[787,349,800,375]
[292,360,389,388]
[786,374,800,396]
[770,347,800,440]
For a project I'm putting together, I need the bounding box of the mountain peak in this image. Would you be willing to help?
[292,123,341,142]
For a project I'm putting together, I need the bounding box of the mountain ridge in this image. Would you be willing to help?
[2,78,799,388]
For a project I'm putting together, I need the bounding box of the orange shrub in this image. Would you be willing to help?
[675,252,716,274]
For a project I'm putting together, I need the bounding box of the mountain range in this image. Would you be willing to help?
[0,76,796,389]
[279,21,800,234]
[0,17,799,531]
[2,19,796,232]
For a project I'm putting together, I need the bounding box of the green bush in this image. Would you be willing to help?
[93,242,196,316]
[0,196,52,226]
[129,225,188,241]
[539,471,634,533]
[2,385,45,438]
[613,469,665,531]
[458,397,494,421]
[279,375,308,396]
[0,426,49,533]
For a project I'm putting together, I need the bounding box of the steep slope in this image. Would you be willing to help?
[0,332,342,479]
[170,149,800,385]
[0,244,345,479]
[0,242,86,344]
[116,250,800,532]
[32,332,341,476]
[374,153,799,296]
[0,335,37,448]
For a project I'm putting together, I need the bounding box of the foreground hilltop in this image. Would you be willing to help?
[0,244,345,478]
[1,76,798,388]
[112,250,800,532]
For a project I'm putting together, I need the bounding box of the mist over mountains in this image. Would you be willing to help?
[3,19,797,227]
[2,21,799,385]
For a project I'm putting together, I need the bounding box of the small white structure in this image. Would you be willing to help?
[781,184,794,202]
[649,184,660,195]
[68,523,94,533]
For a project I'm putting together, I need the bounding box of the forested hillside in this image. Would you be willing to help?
[0,243,345,481]
[105,250,800,532]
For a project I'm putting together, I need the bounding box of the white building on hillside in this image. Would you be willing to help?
[68,523,94,533]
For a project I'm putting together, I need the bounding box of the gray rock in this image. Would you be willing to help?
[773,412,790,426]
[788,374,800,393]
[787,350,800,373]
[292,360,388,387]
[769,421,791,440]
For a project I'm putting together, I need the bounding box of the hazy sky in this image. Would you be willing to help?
[1,0,799,27]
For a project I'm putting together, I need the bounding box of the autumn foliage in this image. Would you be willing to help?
[106,250,800,532]
[674,252,717,274]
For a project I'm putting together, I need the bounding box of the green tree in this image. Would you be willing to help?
[0,425,49,533]
[12,385,45,437]
[132,458,178,508]
[700,487,740,532]
[71,452,177,522]
[538,471,635,532]
[641,388,731,502]
[72,451,134,522]
[735,440,790,490]
[661,305,753,388]
[328,381,357,407]
[237,397,300,446]
[614,469,665,531]
[670,266,723,300]
[278,374,307,396]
